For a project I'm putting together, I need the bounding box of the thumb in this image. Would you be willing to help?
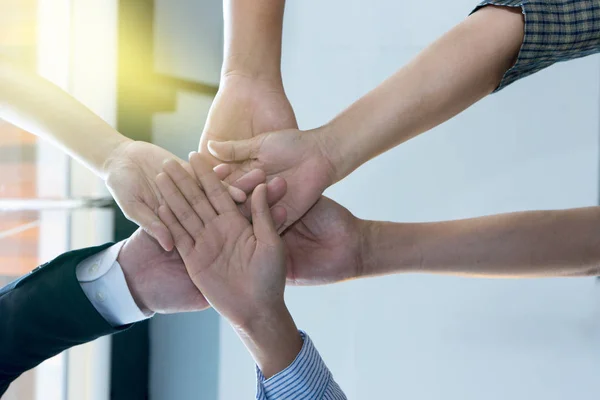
[207,138,258,162]
[251,184,280,245]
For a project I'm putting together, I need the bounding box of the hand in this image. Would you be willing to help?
[156,153,302,378]
[209,128,336,231]
[284,196,366,285]
[104,140,251,251]
[199,74,298,171]
[155,154,288,327]
[117,228,209,314]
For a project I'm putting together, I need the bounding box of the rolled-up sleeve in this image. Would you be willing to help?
[256,331,346,400]
[472,0,600,91]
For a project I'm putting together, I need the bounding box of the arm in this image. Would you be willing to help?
[0,62,252,250]
[324,5,524,180]
[361,206,600,279]
[198,0,297,173]
[283,197,600,285]
[209,2,600,229]
[0,62,125,179]
[207,5,523,229]
[156,155,346,398]
[0,227,214,395]
[283,198,600,286]
[322,0,600,180]
[0,244,120,395]
[222,0,286,79]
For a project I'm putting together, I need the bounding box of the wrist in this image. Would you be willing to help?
[116,238,153,316]
[358,219,376,279]
[101,136,134,180]
[235,304,303,379]
[313,121,359,185]
[359,219,425,278]
[221,59,283,85]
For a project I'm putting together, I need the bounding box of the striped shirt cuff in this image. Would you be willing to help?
[256,331,346,400]
[472,0,600,92]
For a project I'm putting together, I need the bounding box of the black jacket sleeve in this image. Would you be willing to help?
[0,243,129,395]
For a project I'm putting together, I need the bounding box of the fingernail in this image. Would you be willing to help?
[207,141,218,156]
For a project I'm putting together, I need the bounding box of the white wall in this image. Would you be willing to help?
[154,0,223,86]
[218,1,600,399]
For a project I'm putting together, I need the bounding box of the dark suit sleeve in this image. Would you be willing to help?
[0,243,129,395]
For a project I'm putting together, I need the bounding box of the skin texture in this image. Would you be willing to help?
[115,159,289,315]
[156,153,302,378]
[209,6,525,231]
[210,129,335,233]
[198,0,297,169]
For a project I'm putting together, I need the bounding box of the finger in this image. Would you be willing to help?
[156,171,207,237]
[191,152,247,203]
[129,204,174,251]
[266,177,287,206]
[181,161,197,182]
[213,163,233,180]
[162,159,218,224]
[157,205,195,258]
[223,180,247,203]
[251,184,280,245]
[230,169,266,194]
[213,163,252,186]
[208,138,258,162]
[189,153,237,214]
[238,176,287,218]
[271,205,287,232]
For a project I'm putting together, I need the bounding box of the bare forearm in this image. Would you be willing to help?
[321,6,524,182]
[222,0,286,80]
[235,305,303,379]
[362,207,600,279]
[0,62,128,178]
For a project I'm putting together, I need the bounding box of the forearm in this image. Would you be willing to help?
[0,62,128,178]
[361,206,600,279]
[235,304,303,379]
[320,6,524,182]
[222,0,286,80]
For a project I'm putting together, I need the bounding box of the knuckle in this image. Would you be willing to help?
[178,209,195,221]
[204,184,226,199]
[188,192,207,207]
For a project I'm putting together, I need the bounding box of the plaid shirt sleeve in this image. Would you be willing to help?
[472,0,600,91]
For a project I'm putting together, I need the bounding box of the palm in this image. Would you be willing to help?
[284,197,363,285]
[155,156,287,329]
[199,75,298,166]
[213,130,334,231]
[118,228,209,314]
[183,212,286,327]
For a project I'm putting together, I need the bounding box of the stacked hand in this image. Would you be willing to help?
[156,154,288,327]
[208,128,337,232]
[199,75,338,232]
[156,154,303,377]
[113,153,286,314]
[112,65,366,381]
[198,74,298,168]
[103,139,268,251]
[111,76,365,319]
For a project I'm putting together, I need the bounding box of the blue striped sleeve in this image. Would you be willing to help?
[255,331,347,400]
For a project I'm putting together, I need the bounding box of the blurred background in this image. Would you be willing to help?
[1,0,599,399]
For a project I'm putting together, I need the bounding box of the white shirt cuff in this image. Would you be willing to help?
[76,241,154,327]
